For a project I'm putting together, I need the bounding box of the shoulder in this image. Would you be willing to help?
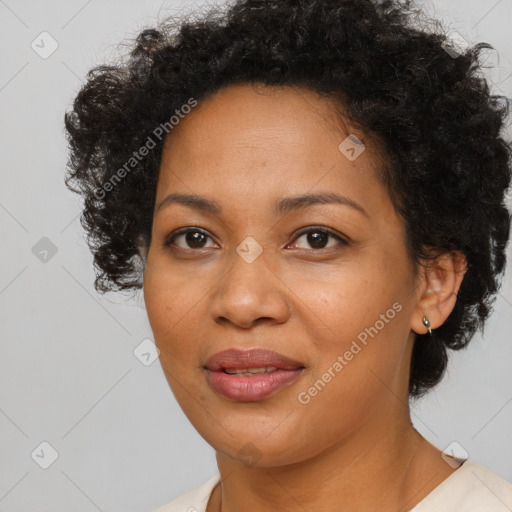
[153,474,221,512]
[412,459,512,511]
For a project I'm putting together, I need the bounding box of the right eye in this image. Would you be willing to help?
[164,227,218,251]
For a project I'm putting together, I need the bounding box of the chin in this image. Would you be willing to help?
[190,412,318,468]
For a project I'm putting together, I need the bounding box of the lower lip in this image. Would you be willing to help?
[205,368,304,401]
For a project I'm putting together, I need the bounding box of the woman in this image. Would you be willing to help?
[64,0,512,510]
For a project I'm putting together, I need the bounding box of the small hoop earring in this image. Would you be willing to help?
[422,316,432,335]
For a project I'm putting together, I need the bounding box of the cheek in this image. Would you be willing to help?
[285,257,397,344]
[143,266,208,413]
[291,262,410,397]
[288,302,409,456]
[143,261,200,359]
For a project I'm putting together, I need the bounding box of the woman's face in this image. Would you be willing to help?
[143,83,424,467]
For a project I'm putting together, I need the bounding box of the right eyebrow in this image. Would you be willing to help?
[156,193,221,215]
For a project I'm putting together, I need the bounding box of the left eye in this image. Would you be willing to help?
[287,228,348,250]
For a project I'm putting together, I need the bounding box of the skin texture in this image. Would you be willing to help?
[142,83,467,511]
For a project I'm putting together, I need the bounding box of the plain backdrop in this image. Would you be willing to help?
[0,0,511,510]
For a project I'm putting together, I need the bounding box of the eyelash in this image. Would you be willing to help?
[163,226,349,253]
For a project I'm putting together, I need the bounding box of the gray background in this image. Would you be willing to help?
[0,0,511,510]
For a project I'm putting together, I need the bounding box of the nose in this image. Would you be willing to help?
[209,246,291,329]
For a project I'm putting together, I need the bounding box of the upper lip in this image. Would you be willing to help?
[204,348,305,371]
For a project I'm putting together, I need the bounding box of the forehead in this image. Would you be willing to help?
[165,83,348,154]
[155,83,394,223]
[160,84,378,177]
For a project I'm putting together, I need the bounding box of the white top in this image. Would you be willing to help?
[154,459,512,512]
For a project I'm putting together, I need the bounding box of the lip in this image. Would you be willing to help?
[204,348,304,371]
[204,348,305,402]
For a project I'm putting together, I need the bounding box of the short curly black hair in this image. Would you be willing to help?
[64,0,512,398]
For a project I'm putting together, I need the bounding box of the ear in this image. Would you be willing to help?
[411,250,467,335]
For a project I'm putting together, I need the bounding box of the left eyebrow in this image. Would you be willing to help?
[155,191,368,218]
[274,192,368,217]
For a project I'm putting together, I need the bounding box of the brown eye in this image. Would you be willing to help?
[165,228,216,250]
[289,227,348,250]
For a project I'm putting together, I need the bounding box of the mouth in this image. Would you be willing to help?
[203,348,305,401]
[222,366,279,375]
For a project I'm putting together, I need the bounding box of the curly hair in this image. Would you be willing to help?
[64,0,512,398]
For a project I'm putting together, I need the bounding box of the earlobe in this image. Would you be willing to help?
[411,250,467,335]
